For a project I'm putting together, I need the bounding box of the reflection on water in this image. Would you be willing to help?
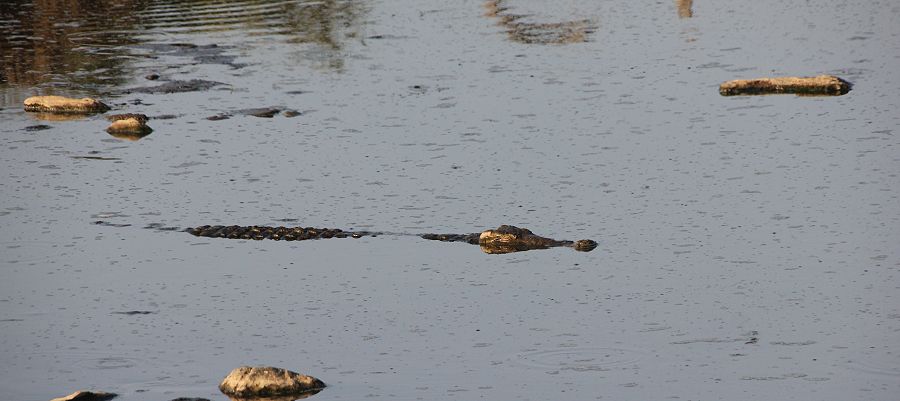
[676,0,693,18]
[27,112,89,122]
[0,0,144,94]
[226,389,322,401]
[483,0,595,44]
[0,0,367,102]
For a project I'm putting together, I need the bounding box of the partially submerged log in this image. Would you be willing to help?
[219,366,325,398]
[106,114,152,140]
[24,96,110,113]
[719,75,850,96]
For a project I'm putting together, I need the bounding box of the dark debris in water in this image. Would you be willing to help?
[125,79,225,94]
[24,124,52,132]
[144,223,183,231]
[134,43,246,69]
[112,311,156,315]
[206,114,231,121]
[72,156,122,161]
[240,107,282,118]
[92,220,132,228]
[207,108,300,120]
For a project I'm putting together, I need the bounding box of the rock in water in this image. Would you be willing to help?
[219,366,326,398]
[106,114,153,140]
[719,75,850,96]
[24,96,110,113]
[50,391,117,401]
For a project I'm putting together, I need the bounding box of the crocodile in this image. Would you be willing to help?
[184,224,598,254]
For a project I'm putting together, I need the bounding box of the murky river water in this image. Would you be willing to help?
[2,0,899,400]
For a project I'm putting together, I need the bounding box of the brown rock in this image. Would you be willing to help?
[24,96,110,113]
[719,75,851,96]
[106,113,152,140]
[50,390,116,401]
[219,366,326,398]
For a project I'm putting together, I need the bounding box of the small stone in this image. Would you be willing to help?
[219,366,325,398]
[24,96,110,114]
[145,73,160,80]
[50,390,117,401]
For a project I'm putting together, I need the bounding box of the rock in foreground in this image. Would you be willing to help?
[719,75,850,96]
[50,391,116,401]
[24,96,110,113]
[106,114,152,140]
[219,366,325,398]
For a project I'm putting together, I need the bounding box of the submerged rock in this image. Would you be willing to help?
[24,124,53,132]
[50,390,116,401]
[719,75,850,96]
[219,366,326,398]
[106,114,152,140]
[240,107,281,118]
[24,96,110,114]
[206,113,231,121]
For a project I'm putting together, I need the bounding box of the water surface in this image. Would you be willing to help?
[1,0,899,400]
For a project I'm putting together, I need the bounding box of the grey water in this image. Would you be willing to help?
[1,0,899,400]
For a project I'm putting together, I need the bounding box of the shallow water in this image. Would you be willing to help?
[2,0,899,400]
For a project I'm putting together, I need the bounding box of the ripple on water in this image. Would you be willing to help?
[514,347,645,372]
[846,358,900,377]
[2,240,64,264]
[22,350,150,371]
